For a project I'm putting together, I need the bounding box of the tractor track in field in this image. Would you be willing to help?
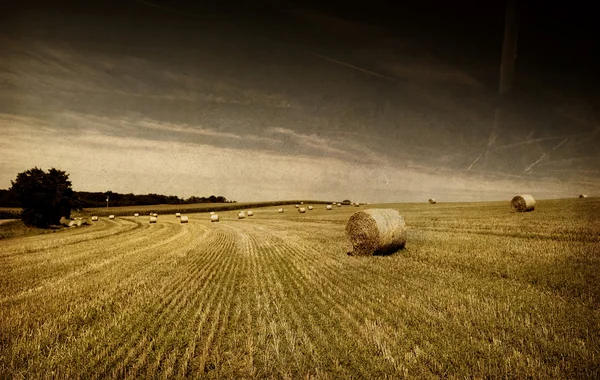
[2,202,599,379]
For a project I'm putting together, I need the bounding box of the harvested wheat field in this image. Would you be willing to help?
[1,198,599,378]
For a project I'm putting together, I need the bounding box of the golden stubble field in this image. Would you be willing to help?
[1,199,599,379]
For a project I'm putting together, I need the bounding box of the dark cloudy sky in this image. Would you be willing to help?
[1,0,598,202]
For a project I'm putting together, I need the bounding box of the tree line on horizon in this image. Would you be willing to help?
[0,189,232,209]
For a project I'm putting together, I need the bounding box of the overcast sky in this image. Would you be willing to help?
[1,0,598,202]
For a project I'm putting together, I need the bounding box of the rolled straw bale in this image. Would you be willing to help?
[298,207,306,213]
[326,205,333,210]
[109,215,115,220]
[308,206,313,210]
[91,216,98,221]
[346,209,407,256]
[295,204,299,208]
[210,211,215,215]
[247,211,254,216]
[428,198,436,204]
[511,194,536,212]
[149,216,157,223]
[278,208,284,213]
[134,213,139,217]
[579,194,588,198]
[301,201,304,205]
[180,216,189,223]
[211,214,219,222]
[152,213,158,217]
[238,212,246,219]
[175,212,181,217]
[354,203,360,207]
[337,203,342,207]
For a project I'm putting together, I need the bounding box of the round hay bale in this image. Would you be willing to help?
[295,204,299,208]
[109,215,115,220]
[428,198,436,204]
[175,212,181,217]
[278,208,284,213]
[91,216,98,221]
[354,203,360,207]
[511,194,536,212]
[152,213,158,217]
[337,203,342,207]
[345,209,407,256]
[149,216,157,223]
[301,201,304,205]
[211,214,219,222]
[180,216,189,223]
[579,194,588,198]
[134,213,139,217]
[326,205,333,210]
[247,211,254,216]
[298,207,306,213]
[308,206,313,210]
[210,211,215,215]
[238,212,246,219]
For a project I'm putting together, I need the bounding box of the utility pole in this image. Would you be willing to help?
[499,0,518,95]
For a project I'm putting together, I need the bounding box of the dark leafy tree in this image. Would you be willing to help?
[9,167,75,228]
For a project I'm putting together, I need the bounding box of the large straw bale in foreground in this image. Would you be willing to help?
[511,194,535,212]
[346,209,407,256]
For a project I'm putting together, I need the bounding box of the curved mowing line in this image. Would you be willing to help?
[113,232,237,374]
[85,228,231,377]
[138,230,239,378]
[0,217,144,257]
[0,222,192,305]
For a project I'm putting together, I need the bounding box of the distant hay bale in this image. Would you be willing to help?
[134,213,139,217]
[211,214,219,222]
[175,212,181,217]
[354,203,360,207]
[295,204,299,208]
[326,205,333,210]
[109,215,115,220]
[180,216,189,223]
[428,198,436,204]
[149,216,157,223]
[511,194,536,212]
[210,211,215,215]
[247,211,254,216]
[278,208,284,213]
[238,212,246,219]
[91,216,98,221]
[346,209,407,256]
[337,203,342,207]
[579,194,588,198]
[152,213,158,217]
[308,206,313,210]
[298,207,306,213]
[301,201,304,205]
